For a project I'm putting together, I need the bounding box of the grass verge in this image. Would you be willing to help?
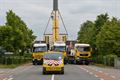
[92,63,113,68]
[0,64,20,68]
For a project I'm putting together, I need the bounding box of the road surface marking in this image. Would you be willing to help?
[51,74,54,80]
[89,72,93,75]
[100,78,104,80]
[95,75,98,77]
[81,65,119,80]
[111,76,115,79]
[99,71,103,73]
[8,78,13,80]
[86,70,89,72]
[83,68,87,71]
[80,67,84,70]
[80,67,90,73]
[3,78,7,80]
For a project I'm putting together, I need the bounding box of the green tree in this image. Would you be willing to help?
[77,21,95,45]
[0,26,14,51]
[78,13,109,44]
[96,18,120,56]
[6,10,36,54]
[77,13,110,56]
[0,10,36,55]
[95,13,109,33]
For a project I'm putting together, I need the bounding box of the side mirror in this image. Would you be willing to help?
[90,48,92,52]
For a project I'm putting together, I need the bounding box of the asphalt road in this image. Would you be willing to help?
[0,64,120,80]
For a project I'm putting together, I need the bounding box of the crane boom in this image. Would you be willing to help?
[52,0,59,42]
[53,0,58,11]
[43,0,68,64]
[44,0,68,48]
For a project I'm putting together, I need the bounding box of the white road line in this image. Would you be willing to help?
[94,75,98,78]
[99,71,103,73]
[51,74,54,80]
[3,78,8,80]
[8,78,13,80]
[85,70,89,72]
[80,67,90,73]
[89,72,93,75]
[80,67,84,70]
[83,68,86,70]
[100,78,104,80]
[111,76,115,79]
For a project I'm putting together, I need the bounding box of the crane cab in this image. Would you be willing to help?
[74,43,92,65]
[32,43,48,65]
[52,42,68,64]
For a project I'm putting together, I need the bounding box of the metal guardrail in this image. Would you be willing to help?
[114,57,120,69]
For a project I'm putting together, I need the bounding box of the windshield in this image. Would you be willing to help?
[76,46,90,52]
[33,46,47,52]
[54,46,66,52]
[44,53,62,60]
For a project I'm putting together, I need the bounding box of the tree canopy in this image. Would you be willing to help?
[77,13,120,57]
[0,10,36,55]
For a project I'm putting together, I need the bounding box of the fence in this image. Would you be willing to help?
[0,55,32,65]
[114,57,120,69]
[92,55,117,67]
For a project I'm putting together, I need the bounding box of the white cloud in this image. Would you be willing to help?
[0,0,120,40]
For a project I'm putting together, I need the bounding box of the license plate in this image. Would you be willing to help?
[46,67,61,71]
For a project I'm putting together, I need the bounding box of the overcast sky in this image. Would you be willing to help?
[0,0,120,40]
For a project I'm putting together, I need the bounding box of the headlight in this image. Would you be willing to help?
[32,59,35,61]
[76,57,80,60]
[43,60,48,64]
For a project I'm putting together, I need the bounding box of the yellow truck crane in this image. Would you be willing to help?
[53,42,68,64]
[74,43,92,65]
[32,43,47,65]
[44,0,68,63]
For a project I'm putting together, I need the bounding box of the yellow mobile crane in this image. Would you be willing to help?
[74,43,92,65]
[32,43,48,65]
[44,0,68,63]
